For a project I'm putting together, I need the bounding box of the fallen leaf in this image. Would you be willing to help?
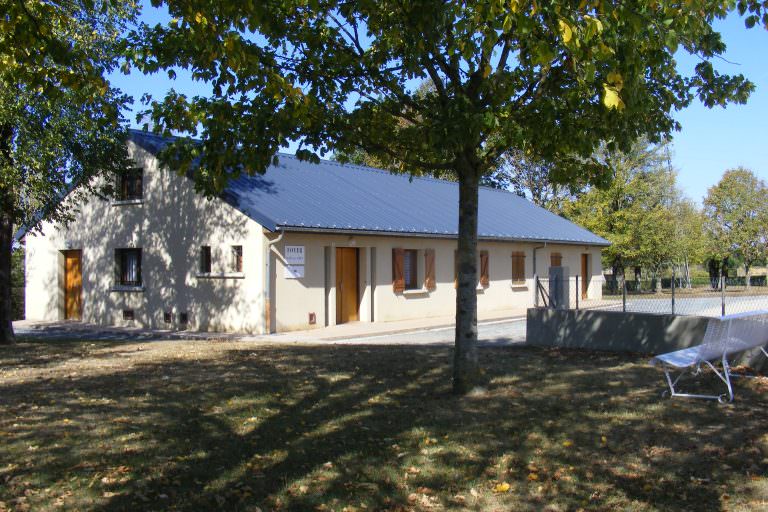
[494,482,511,493]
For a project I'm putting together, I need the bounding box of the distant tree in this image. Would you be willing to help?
[0,0,136,344]
[492,150,582,211]
[670,200,708,288]
[703,168,768,288]
[136,0,757,393]
[335,147,388,171]
[562,139,678,283]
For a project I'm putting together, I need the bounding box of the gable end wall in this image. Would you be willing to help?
[24,141,268,334]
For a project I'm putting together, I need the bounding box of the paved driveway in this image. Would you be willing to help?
[12,318,527,346]
[328,318,527,346]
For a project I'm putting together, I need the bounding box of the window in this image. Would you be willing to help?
[122,309,135,321]
[550,252,562,267]
[116,167,143,201]
[163,311,173,324]
[403,249,418,290]
[512,251,526,284]
[392,248,434,292]
[231,245,243,273]
[115,249,142,286]
[200,246,212,273]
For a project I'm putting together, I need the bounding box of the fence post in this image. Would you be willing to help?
[622,279,627,313]
[671,267,676,315]
[721,274,726,317]
[534,274,539,308]
[575,275,579,310]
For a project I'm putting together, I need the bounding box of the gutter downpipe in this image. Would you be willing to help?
[264,229,285,334]
[532,243,547,307]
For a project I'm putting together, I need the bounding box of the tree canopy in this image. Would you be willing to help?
[562,139,681,277]
[703,167,768,285]
[134,0,758,392]
[0,0,137,343]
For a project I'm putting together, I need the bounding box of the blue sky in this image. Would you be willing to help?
[672,14,768,203]
[110,7,768,204]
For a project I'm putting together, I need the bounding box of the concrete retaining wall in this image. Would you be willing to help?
[526,308,766,368]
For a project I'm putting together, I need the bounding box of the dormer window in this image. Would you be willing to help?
[117,167,143,201]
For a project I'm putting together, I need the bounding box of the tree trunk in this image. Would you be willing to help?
[453,160,481,394]
[745,264,751,289]
[611,262,621,294]
[0,202,14,344]
[0,124,15,344]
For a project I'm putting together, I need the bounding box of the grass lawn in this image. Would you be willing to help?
[1,339,767,511]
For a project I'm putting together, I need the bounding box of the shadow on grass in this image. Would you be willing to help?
[0,337,143,369]
[1,343,767,511]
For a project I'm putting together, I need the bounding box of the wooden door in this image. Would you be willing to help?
[335,248,359,324]
[64,250,83,320]
[581,254,589,300]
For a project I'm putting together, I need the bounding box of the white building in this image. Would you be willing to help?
[22,130,608,334]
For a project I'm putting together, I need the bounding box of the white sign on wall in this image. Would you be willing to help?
[284,264,305,279]
[285,246,305,265]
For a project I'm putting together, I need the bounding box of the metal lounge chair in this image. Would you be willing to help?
[650,310,768,403]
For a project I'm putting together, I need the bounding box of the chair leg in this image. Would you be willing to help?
[661,363,684,399]
[662,361,732,402]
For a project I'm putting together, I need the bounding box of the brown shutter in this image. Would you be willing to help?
[424,249,436,291]
[512,251,526,283]
[480,250,489,287]
[454,250,458,289]
[392,248,405,292]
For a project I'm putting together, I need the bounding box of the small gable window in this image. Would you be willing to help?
[117,167,143,201]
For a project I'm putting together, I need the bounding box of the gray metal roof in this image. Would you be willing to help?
[130,130,609,246]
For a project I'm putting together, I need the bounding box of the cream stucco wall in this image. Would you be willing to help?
[24,141,267,333]
[271,232,604,332]
[24,140,605,335]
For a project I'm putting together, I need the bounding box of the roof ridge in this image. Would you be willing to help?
[128,129,523,198]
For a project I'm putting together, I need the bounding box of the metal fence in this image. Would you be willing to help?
[535,273,768,318]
